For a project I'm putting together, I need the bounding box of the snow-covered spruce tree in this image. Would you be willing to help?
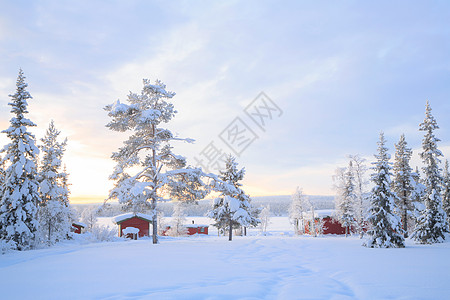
[170,201,187,236]
[410,167,426,226]
[0,156,5,186]
[156,210,166,235]
[38,121,73,245]
[60,164,71,209]
[259,204,271,235]
[336,160,356,237]
[289,187,308,235]
[333,167,346,198]
[246,205,262,236]
[307,198,317,237]
[412,102,448,244]
[364,132,405,248]
[207,155,259,241]
[392,134,415,237]
[0,70,40,250]
[0,155,4,176]
[349,154,369,238]
[442,160,450,231]
[105,79,205,244]
[81,206,98,231]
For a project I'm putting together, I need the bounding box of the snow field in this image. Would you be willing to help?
[0,217,449,299]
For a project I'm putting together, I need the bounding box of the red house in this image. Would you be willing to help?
[113,213,153,238]
[185,224,209,235]
[72,221,86,234]
[303,210,350,235]
[160,224,209,236]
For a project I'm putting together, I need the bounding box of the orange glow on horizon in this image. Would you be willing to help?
[70,195,107,205]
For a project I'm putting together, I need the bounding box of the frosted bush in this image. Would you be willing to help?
[86,225,118,242]
[0,240,15,254]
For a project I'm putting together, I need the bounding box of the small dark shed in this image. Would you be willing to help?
[72,221,86,234]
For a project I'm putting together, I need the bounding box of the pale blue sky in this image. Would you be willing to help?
[1,1,450,201]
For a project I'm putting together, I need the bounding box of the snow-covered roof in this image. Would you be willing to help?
[72,221,87,228]
[113,212,154,224]
[185,224,209,228]
[302,209,336,219]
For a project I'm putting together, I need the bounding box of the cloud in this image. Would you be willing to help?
[1,2,450,203]
[244,157,353,196]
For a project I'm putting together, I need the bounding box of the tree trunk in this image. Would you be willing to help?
[48,222,51,245]
[152,215,158,244]
[228,217,233,241]
[294,219,299,235]
[403,190,408,238]
[403,211,408,238]
[151,124,158,244]
[151,195,158,244]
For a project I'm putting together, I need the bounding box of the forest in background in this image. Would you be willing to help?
[74,195,335,218]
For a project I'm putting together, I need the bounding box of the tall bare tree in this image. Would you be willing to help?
[105,79,206,244]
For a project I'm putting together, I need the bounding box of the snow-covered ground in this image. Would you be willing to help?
[1,217,449,299]
[98,216,294,236]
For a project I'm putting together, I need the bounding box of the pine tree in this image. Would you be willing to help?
[60,164,71,209]
[259,205,271,235]
[0,156,5,186]
[349,154,369,238]
[0,156,4,244]
[38,121,73,245]
[410,167,426,226]
[0,70,40,250]
[170,201,187,236]
[412,102,448,244]
[392,134,415,237]
[207,155,259,241]
[364,132,405,248]
[442,160,450,231]
[289,187,308,235]
[337,160,356,237]
[307,198,317,237]
[105,79,205,244]
[81,206,98,231]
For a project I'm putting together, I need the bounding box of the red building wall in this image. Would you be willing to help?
[322,217,347,235]
[186,226,209,235]
[119,217,150,238]
[304,217,348,235]
[72,224,83,234]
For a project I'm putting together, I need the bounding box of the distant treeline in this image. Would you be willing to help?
[73,195,335,218]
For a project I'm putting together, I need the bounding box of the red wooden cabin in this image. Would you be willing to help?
[185,224,209,235]
[303,210,350,235]
[72,221,86,234]
[161,224,209,236]
[113,213,153,238]
[304,216,348,235]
